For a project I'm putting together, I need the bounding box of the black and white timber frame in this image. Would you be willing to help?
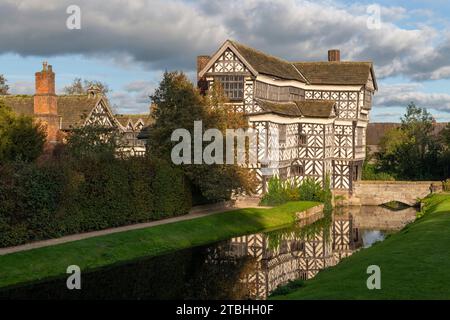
[198,41,376,193]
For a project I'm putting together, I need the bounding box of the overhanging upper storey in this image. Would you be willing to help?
[253,98,337,118]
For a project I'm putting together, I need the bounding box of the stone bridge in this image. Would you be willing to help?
[338,181,443,206]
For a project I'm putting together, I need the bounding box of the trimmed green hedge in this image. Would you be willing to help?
[0,158,191,247]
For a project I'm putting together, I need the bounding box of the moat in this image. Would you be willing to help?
[0,206,417,300]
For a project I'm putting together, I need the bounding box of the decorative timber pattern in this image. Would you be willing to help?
[305,90,359,119]
[199,40,376,191]
[208,49,249,74]
[85,102,116,127]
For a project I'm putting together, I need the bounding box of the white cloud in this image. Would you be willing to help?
[111,80,157,114]
[375,83,450,112]
[0,0,448,82]
[124,80,155,93]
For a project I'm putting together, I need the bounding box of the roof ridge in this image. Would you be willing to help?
[228,40,293,65]
[293,61,373,64]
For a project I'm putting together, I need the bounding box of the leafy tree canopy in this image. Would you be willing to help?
[376,102,447,180]
[0,74,9,95]
[63,78,110,95]
[147,71,256,201]
[0,100,46,163]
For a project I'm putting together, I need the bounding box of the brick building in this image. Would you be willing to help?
[0,62,151,156]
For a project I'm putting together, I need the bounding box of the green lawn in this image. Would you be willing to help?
[0,201,318,289]
[271,193,450,300]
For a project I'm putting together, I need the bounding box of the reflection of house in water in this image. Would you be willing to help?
[207,213,363,299]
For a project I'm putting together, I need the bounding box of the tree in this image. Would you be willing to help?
[441,123,450,148]
[0,74,9,95]
[63,78,110,95]
[377,102,442,180]
[147,71,256,201]
[63,124,118,162]
[0,101,46,163]
[438,123,450,178]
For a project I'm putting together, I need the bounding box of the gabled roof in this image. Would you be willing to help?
[228,41,307,82]
[0,94,102,130]
[0,94,151,131]
[255,98,336,118]
[58,95,103,129]
[294,61,377,89]
[0,95,34,115]
[115,114,153,131]
[199,40,377,90]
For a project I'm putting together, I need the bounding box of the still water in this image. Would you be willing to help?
[0,206,417,300]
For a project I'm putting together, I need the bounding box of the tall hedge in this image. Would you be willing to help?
[0,158,192,247]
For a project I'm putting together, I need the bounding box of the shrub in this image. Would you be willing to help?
[362,162,395,181]
[0,101,46,163]
[260,176,289,206]
[298,178,323,202]
[152,159,192,218]
[260,175,332,211]
[0,157,192,248]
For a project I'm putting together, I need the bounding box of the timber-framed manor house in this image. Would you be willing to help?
[197,40,377,192]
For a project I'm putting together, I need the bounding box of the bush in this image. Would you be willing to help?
[362,162,395,181]
[260,175,332,211]
[260,176,290,206]
[152,159,192,218]
[298,178,323,202]
[0,101,46,163]
[0,158,192,247]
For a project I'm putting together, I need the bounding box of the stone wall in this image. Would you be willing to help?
[335,181,443,206]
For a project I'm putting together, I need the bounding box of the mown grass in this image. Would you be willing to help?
[270,193,450,300]
[0,201,318,289]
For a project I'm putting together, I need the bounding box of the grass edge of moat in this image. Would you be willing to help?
[0,201,319,289]
[270,193,450,300]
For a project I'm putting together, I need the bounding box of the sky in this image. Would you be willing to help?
[1,0,450,122]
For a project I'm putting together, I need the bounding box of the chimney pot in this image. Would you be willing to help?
[328,49,341,62]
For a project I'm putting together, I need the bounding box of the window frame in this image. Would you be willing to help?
[215,75,244,101]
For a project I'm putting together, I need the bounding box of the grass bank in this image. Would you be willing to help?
[0,201,318,289]
[271,193,450,300]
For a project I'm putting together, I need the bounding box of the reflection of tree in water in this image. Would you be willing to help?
[266,213,332,251]
[185,246,257,300]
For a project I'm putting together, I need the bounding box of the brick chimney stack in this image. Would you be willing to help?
[34,62,57,114]
[197,55,211,82]
[328,49,341,62]
[34,62,60,145]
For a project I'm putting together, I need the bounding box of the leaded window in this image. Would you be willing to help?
[215,75,244,100]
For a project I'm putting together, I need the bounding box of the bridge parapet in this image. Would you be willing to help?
[335,181,443,206]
